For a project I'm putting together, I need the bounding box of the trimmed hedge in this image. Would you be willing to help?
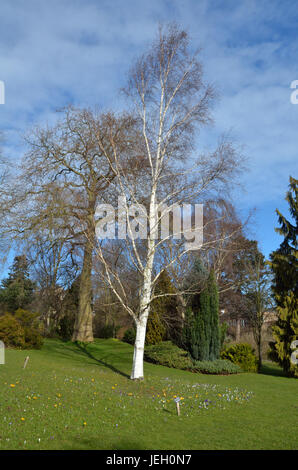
[191,359,241,375]
[144,341,241,374]
[221,343,259,372]
[144,341,193,369]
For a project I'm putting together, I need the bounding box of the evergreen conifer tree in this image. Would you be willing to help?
[269,177,298,376]
[270,176,298,305]
[183,269,220,361]
[145,270,177,345]
[269,292,298,377]
[0,255,35,312]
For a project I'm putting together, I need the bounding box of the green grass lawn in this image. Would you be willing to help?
[0,338,297,450]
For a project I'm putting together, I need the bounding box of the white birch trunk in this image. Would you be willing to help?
[131,190,157,380]
[130,256,153,379]
[130,59,163,379]
[131,317,147,380]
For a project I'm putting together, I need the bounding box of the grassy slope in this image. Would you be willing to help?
[0,338,297,450]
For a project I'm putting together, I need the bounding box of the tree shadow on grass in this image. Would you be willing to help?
[41,339,131,379]
[259,362,286,378]
[64,437,147,450]
[75,342,130,380]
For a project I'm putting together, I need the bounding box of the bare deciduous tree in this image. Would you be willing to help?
[237,241,273,370]
[4,107,135,342]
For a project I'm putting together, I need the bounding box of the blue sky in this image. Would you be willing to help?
[0,0,297,269]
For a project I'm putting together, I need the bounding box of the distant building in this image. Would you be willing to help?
[219,307,278,341]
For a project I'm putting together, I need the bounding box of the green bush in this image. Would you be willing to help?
[0,314,25,348]
[96,323,120,339]
[122,328,136,345]
[14,308,44,349]
[221,343,259,372]
[58,314,75,341]
[0,310,44,350]
[149,270,180,345]
[144,341,193,369]
[23,326,44,349]
[191,359,241,375]
[145,310,166,345]
[144,341,240,374]
[14,308,40,328]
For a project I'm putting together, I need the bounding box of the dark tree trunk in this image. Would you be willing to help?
[72,198,95,343]
[72,238,94,342]
[257,327,262,372]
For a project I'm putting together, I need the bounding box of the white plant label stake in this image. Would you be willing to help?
[174,397,181,416]
[23,356,30,369]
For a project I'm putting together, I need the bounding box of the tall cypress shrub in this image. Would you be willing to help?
[145,270,178,345]
[182,270,220,361]
[197,282,211,360]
